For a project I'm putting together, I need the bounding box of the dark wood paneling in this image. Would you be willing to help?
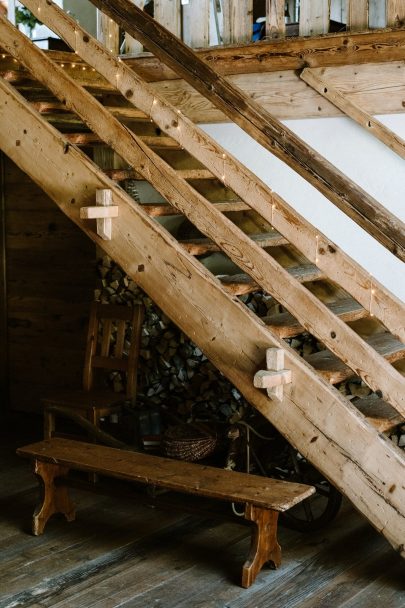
[4,157,95,412]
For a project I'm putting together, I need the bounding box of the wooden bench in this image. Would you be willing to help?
[17,438,315,588]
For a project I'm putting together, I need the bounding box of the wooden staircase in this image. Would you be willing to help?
[0,1,404,557]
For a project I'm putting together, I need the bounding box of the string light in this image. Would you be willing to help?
[315,234,320,265]
[2,54,6,59]
[271,202,276,226]
[60,63,64,68]
[222,153,226,183]
[71,63,76,68]
[369,275,375,317]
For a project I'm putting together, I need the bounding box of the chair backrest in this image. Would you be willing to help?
[82,302,144,401]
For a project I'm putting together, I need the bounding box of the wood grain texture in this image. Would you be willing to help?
[386,0,405,27]
[124,0,145,55]
[266,0,286,39]
[301,67,405,161]
[1,76,404,558]
[154,0,181,37]
[182,0,210,48]
[346,0,369,31]
[299,0,330,36]
[222,0,254,45]
[87,0,405,262]
[18,438,315,510]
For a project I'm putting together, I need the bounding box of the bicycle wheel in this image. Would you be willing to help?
[268,443,342,532]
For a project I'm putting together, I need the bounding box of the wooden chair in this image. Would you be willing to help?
[42,302,144,439]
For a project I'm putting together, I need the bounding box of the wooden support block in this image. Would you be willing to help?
[33,460,75,536]
[80,189,118,240]
[254,348,292,401]
[242,505,281,588]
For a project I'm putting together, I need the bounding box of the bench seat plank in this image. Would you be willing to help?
[17,438,314,511]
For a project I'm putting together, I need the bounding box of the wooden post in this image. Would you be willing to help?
[369,0,386,28]
[266,0,285,39]
[222,0,253,45]
[387,0,405,27]
[346,0,368,31]
[0,152,8,413]
[155,0,181,37]
[182,0,210,48]
[124,1,144,55]
[299,0,330,36]
[97,10,120,53]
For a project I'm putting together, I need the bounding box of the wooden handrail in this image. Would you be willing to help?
[88,0,405,264]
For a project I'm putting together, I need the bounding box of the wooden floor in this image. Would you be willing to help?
[1,415,404,608]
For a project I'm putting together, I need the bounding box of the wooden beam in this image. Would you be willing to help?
[299,0,330,36]
[19,3,405,347]
[1,76,404,559]
[266,0,286,39]
[182,0,210,48]
[5,11,405,418]
[88,0,405,262]
[387,1,405,27]
[6,27,405,82]
[154,0,181,37]
[222,0,253,45]
[301,68,405,161]
[346,0,369,31]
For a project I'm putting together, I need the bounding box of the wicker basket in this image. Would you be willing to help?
[162,424,217,462]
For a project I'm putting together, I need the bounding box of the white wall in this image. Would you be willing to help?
[202,114,405,303]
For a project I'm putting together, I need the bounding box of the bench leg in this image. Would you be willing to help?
[242,505,282,588]
[32,460,76,536]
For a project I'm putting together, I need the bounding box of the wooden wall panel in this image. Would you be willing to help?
[4,158,95,412]
[299,0,330,36]
[346,0,369,30]
[386,0,405,26]
[154,0,181,37]
[182,0,210,48]
[222,0,254,45]
[124,1,145,55]
[266,0,286,39]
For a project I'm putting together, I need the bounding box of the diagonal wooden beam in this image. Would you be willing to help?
[1,75,404,560]
[301,68,405,161]
[87,0,405,263]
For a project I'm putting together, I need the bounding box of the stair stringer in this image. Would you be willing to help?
[1,78,404,556]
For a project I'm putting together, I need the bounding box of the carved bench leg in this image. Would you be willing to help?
[242,504,282,588]
[32,460,76,536]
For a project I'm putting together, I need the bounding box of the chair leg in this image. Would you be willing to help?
[242,504,282,588]
[32,460,76,536]
[43,409,55,439]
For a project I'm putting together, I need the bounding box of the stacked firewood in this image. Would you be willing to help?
[95,254,404,446]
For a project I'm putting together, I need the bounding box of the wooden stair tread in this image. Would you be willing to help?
[141,201,250,217]
[219,264,325,296]
[66,133,179,149]
[105,168,214,181]
[355,395,404,433]
[305,332,405,384]
[180,232,289,255]
[263,298,367,338]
